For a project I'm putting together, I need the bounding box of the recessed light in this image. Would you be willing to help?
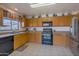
[14,8,18,11]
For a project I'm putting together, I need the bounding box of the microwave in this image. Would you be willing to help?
[42,22,52,27]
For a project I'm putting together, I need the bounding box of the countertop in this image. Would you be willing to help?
[0,32,27,38]
[0,30,70,38]
[0,26,71,38]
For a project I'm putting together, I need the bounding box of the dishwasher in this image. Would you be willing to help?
[0,36,14,56]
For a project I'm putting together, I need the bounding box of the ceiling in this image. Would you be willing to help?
[0,3,79,16]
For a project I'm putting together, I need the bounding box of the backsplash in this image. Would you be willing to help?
[26,27,71,32]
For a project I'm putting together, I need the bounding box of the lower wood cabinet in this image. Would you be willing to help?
[53,32,70,47]
[28,32,35,42]
[29,31,42,44]
[35,32,42,43]
[14,33,29,50]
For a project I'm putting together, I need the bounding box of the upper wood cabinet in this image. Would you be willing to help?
[0,8,3,18]
[0,8,3,26]
[0,8,11,18]
[25,18,33,27]
[37,18,42,27]
[32,18,38,27]
[52,16,72,26]
[0,8,11,25]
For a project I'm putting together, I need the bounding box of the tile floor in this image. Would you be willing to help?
[10,43,73,56]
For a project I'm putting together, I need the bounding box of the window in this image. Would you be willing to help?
[11,20,19,30]
[3,17,11,26]
[0,17,22,31]
[0,17,11,31]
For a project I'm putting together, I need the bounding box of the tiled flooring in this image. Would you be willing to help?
[10,43,73,56]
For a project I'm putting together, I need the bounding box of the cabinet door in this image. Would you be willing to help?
[53,32,70,47]
[28,32,36,42]
[32,18,38,27]
[28,32,42,43]
[52,16,64,26]
[25,19,33,27]
[0,8,3,25]
[53,33,64,46]
[35,32,41,43]
[3,10,8,17]
[25,19,29,27]
[14,33,28,50]
[52,16,72,26]
[64,16,72,26]
[37,18,42,27]
[0,18,3,25]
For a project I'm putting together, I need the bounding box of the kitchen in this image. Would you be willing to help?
[0,3,79,56]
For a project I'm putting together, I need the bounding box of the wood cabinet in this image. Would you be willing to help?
[0,8,3,25]
[35,31,42,43]
[0,8,9,26]
[37,18,42,27]
[37,17,52,27]
[14,33,29,50]
[0,8,11,18]
[29,31,42,44]
[28,32,35,42]
[0,7,19,26]
[0,17,3,25]
[29,16,72,27]
[0,8,3,18]
[53,32,70,47]
[32,18,38,27]
[28,17,52,27]
[25,18,42,27]
[52,16,72,26]
[25,18,33,27]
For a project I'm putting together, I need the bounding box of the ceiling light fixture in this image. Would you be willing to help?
[30,3,56,8]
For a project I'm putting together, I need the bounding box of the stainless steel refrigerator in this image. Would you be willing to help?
[70,16,79,56]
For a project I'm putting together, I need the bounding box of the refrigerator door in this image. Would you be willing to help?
[71,16,79,41]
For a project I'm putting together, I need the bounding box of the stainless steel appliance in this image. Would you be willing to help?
[0,36,14,56]
[70,16,79,56]
[42,22,53,45]
[71,16,79,41]
[42,22,52,27]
